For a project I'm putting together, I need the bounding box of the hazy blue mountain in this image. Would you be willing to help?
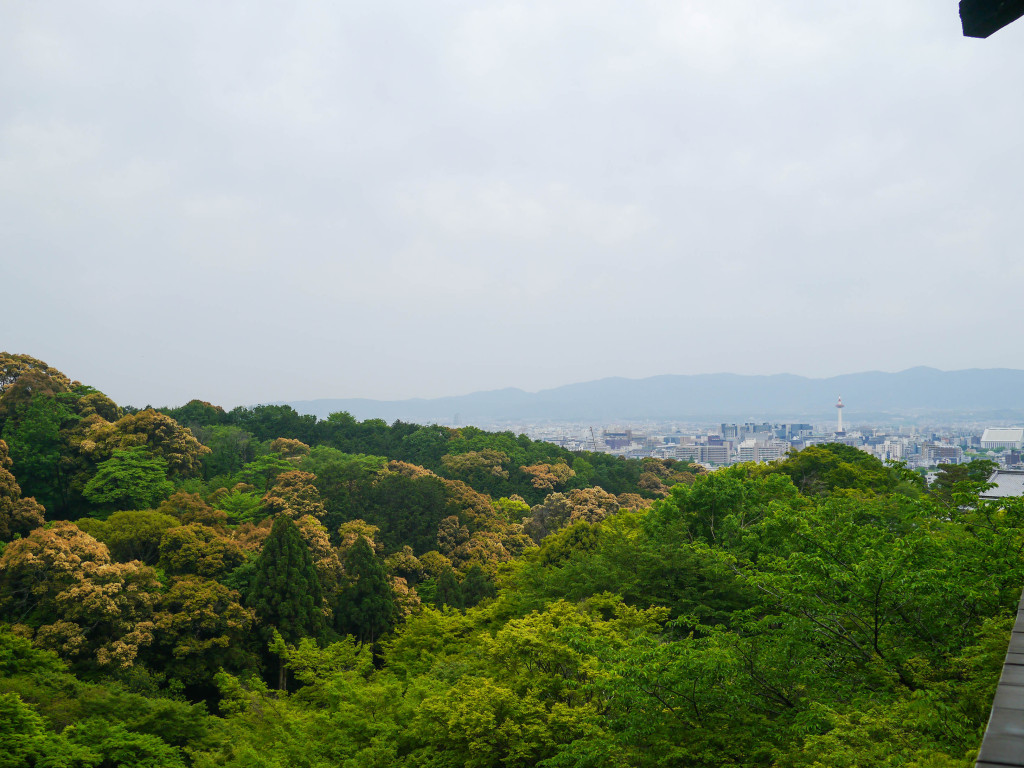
[279,367,1024,424]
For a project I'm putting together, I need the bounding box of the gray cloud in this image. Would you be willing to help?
[3,1,1022,408]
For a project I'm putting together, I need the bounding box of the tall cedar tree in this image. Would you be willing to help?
[435,565,464,609]
[335,536,395,644]
[247,515,325,687]
[461,564,497,607]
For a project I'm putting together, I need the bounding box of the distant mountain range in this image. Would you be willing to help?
[280,367,1024,425]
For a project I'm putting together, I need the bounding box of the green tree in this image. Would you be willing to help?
[88,408,209,479]
[158,524,245,578]
[161,399,228,429]
[262,470,326,520]
[461,564,496,607]
[149,576,257,687]
[192,425,256,479]
[435,565,463,610]
[83,447,174,512]
[931,459,998,505]
[246,515,326,688]
[774,443,896,496]
[0,352,72,397]
[214,488,264,524]
[227,404,316,443]
[0,626,209,764]
[300,447,387,528]
[1,392,72,515]
[0,691,56,767]
[335,536,395,644]
[353,470,452,554]
[397,425,453,469]
[0,521,160,670]
[63,717,186,768]
[0,439,45,542]
[80,509,178,564]
[236,453,293,491]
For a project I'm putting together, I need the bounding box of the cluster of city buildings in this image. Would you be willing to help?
[510,398,1024,472]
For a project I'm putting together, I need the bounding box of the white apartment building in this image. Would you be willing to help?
[738,439,790,464]
[877,440,904,462]
[675,444,732,465]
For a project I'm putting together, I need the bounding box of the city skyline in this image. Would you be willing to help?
[273,366,1024,425]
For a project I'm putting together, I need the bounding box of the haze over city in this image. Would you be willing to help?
[4,2,1023,408]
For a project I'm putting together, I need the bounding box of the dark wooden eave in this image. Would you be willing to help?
[975,589,1024,767]
[961,0,1024,37]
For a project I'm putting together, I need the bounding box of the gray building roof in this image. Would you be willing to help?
[982,470,1024,500]
[982,428,1024,444]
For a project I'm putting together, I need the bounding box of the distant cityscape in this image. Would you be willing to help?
[469,397,1024,472]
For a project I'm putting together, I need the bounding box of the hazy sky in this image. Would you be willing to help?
[3,1,1023,408]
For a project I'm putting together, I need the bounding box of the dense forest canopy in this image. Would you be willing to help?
[0,352,1016,767]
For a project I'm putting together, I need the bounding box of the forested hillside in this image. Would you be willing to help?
[0,352,1018,767]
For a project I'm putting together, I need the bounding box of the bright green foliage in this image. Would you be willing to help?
[0,627,210,766]
[0,691,102,767]
[63,717,186,767]
[507,509,751,627]
[246,515,326,647]
[88,409,210,479]
[533,520,601,568]
[0,691,51,767]
[236,454,293,491]
[335,536,395,644]
[214,488,264,523]
[652,466,801,547]
[83,447,174,512]
[382,606,477,679]
[407,676,558,767]
[274,633,373,687]
[493,495,531,523]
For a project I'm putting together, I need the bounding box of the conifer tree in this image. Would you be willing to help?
[435,565,464,610]
[335,535,395,644]
[246,514,325,687]
[460,564,496,608]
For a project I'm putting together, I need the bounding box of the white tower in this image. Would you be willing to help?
[836,396,845,434]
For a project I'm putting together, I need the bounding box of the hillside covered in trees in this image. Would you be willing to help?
[0,352,1019,767]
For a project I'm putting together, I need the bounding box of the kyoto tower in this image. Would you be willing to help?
[836,395,845,435]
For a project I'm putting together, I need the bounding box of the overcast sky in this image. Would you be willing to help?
[3,1,1023,408]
